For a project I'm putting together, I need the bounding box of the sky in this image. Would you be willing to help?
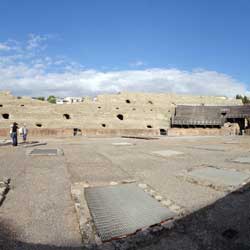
[0,0,249,97]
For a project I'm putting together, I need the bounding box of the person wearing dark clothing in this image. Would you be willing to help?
[10,122,18,146]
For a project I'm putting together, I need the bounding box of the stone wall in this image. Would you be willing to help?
[0,91,242,134]
[168,123,240,136]
[0,128,160,137]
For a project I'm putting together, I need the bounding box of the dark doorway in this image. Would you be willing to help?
[2,113,9,119]
[226,118,245,135]
[73,128,82,136]
[160,128,167,136]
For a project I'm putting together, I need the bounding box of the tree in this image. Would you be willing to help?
[235,94,250,105]
[33,97,45,101]
[242,96,250,104]
[47,95,56,104]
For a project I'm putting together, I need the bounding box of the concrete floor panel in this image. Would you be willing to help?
[185,167,250,190]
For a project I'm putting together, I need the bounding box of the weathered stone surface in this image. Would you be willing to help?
[185,167,250,191]
[162,200,172,207]
[0,91,241,136]
[155,195,163,201]
[152,150,184,157]
[138,183,147,189]
[112,142,133,146]
[189,145,226,151]
[231,156,250,164]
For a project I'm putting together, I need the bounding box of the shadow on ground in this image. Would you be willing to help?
[0,183,250,250]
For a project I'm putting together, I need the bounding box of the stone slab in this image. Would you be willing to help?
[152,150,184,157]
[189,145,226,152]
[85,183,176,241]
[185,167,250,191]
[112,142,133,146]
[224,141,240,144]
[231,156,250,164]
[24,142,47,148]
[27,148,63,156]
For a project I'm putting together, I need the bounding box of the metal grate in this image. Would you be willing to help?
[29,148,58,155]
[85,183,175,241]
[186,167,250,188]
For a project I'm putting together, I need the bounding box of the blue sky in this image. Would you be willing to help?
[0,0,249,97]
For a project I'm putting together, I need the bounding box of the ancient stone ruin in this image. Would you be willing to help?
[0,90,244,137]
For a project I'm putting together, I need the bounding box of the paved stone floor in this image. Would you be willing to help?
[0,135,250,250]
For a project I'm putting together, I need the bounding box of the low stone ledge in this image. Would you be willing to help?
[0,128,160,138]
[0,177,10,206]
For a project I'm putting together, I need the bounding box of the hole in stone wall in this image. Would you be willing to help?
[126,99,131,104]
[160,128,167,136]
[20,104,24,107]
[63,114,71,119]
[148,100,153,104]
[73,128,82,136]
[147,125,153,128]
[101,123,106,127]
[36,123,42,127]
[2,113,9,119]
[117,114,124,120]
[150,109,153,111]
[98,106,101,109]
[0,104,3,107]
[132,108,136,111]
[116,107,119,110]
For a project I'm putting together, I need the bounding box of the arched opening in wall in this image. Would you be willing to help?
[160,128,167,136]
[148,100,153,104]
[73,128,82,136]
[98,106,101,109]
[20,104,24,107]
[101,123,106,128]
[63,114,71,119]
[125,99,131,104]
[0,104,3,107]
[2,113,9,119]
[117,114,124,120]
[36,123,42,127]
[147,125,153,128]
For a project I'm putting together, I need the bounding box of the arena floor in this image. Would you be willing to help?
[0,135,249,250]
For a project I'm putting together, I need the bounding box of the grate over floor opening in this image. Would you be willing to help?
[185,167,250,190]
[28,148,62,156]
[85,183,176,242]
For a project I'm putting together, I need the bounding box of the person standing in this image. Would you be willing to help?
[20,124,28,143]
[10,122,18,146]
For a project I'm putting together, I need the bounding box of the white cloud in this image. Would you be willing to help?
[26,34,50,51]
[0,35,248,97]
[129,60,145,67]
[0,43,10,51]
